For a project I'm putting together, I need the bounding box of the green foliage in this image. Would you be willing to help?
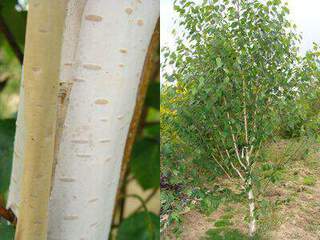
[117,212,160,240]
[203,228,249,240]
[131,138,160,190]
[0,0,27,49]
[221,213,233,220]
[146,81,160,110]
[199,194,222,216]
[259,163,285,184]
[0,1,25,118]
[0,222,15,240]
[277,47,320,138]
[160,190,178,214]
[162,0,317,180]
[0,119,15,195]
[303,176,316,186]
[214,219,232,227]
[161,0,320,237]
[0,2,23,239]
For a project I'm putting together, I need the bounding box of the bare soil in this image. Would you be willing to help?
[164,140,320,239]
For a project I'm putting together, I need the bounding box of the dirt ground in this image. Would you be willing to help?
[163,141,320,240]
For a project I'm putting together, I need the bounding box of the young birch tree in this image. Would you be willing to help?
[164,0,303,236]
[8,0,159,239]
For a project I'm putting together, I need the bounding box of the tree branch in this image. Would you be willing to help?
[222,97,247,170]
[231,162,245,182]
[133,188,159,213]
[0,74,9,92]
[0,206,17,225]
[0,14,24,64]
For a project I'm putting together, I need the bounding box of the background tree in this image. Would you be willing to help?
[162,0,320,237]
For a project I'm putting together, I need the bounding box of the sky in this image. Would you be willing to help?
[160,0,320,54]
[287,0,320,53]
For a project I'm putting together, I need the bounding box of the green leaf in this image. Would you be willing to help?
[0,0,27,49]
[0,119,15,195]
[216,57,223,68]
[146,82,160,110]
[143,124,160,140]
[131,138,160,190]
[0,222,15,240]
[117,212,160,240]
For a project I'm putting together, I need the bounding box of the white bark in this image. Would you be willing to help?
[48,1,159,239]
[7,0,87,217]
[8,0,159,239]
[7,68,24,216]
[247,180,256,237]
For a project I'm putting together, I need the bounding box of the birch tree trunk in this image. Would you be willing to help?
[7,0,86,218]
[14,1,67,239]
[7,69,24,216]
[48,1,159,239]
[8,0,159,239]
[247,177,256,238]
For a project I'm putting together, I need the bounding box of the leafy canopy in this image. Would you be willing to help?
[162,0,320,177]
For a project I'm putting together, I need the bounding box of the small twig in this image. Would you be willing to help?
[0,206,17,225]
[125,175,135,183]
[223,97,247,170]
[112,192,156,230]
[118,169,130,223]
[192,122,232,179]
[138,106,149,135]
[118,194,149,213]
[0,75,9,92]
[211,152,233,180]
[132,188,159,213]
[231,162,245,182]
[0,14,23,64]
[111,223,119,229]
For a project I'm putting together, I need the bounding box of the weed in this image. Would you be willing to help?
[303,176,316,186]
[203,228,249,240]
[214,219,233,228]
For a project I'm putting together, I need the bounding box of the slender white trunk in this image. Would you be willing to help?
[8,0,159,239]
[247,179,256,238]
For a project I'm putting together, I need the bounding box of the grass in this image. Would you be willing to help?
[303,176,316,186]
[163,138,320,239]
[199,195,222,216]
[221,213,233,220]
[214,219,232,227]
[203,228,250,240]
